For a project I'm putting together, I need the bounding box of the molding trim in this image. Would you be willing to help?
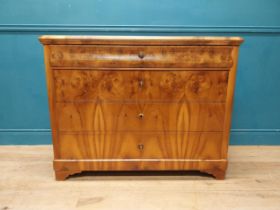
[0,129,279,145]
[0,128,279,132]
[1,24,280,33]
[231,129,280,132]
[0,129,50,132]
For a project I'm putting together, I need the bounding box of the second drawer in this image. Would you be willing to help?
[54,70,228,102]
[56,102,225,132]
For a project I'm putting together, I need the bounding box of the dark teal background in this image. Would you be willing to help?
[0,0,280,145]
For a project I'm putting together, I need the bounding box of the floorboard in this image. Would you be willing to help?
[0,146,279,210]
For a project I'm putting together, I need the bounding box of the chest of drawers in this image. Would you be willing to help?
[39,36,243,180]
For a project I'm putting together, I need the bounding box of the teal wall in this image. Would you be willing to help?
[0,0,280,145]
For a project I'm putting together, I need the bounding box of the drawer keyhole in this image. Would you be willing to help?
[138,144,144,150]
[138,113,144,119]
[139,79,144,88]
[138,52,145,59]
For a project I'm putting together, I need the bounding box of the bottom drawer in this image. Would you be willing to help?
[57,132,224,160]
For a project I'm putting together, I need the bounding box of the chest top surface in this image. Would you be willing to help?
[39,35,243,46]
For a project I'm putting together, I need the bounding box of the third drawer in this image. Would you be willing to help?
[56,102,225,132]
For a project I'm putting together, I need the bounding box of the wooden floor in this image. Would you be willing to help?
[0,146,280,210]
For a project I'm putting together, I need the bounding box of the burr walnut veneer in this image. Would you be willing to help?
[39,36,243,180]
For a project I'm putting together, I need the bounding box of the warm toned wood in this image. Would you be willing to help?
[56,102,225,132]
[53,160,227,181]
[203,167,227,180]
[54,70,228,102]
[54,168,82,181]
[39,35,244,46]
[43,46,60,159]
[1,146,280,209]
[49,45,234,68]
[39,36,243,180]
[57,132,224,159]
[221,47,240,158]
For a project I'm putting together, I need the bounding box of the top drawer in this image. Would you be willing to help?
[49,45,233,68]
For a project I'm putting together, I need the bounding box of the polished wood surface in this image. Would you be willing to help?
[39,35,244,46]
[57,132,224,159]
[40,36,243,180]
[54,70,228,102]
[49,45,234,68]
[1,146,280,210]
[56,102,225,132]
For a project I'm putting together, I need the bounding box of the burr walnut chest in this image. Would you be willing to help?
[39,36,243,180]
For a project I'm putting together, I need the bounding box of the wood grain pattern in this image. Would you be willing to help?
[39,36,243,180]
[53,159,227,180]
[42,46,60,159]
[221,47,240,158]
[56,102,225,132]
[57,132,224,160]
[49,45,233,68]
[54,70,228,102]
[39,35,244,46]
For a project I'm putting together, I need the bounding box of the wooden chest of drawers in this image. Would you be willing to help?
[39,36,243,180]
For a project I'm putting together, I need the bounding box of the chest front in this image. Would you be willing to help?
[40,36,243,180]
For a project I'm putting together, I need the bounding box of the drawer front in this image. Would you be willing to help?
[56,102,225,132]
[54,70,228,102]
[49,45,233,68]
[58,132,223,159]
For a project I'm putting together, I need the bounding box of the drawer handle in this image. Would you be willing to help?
[138,113,144,119]
[138,144,144,150]
[138,52,145,59]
